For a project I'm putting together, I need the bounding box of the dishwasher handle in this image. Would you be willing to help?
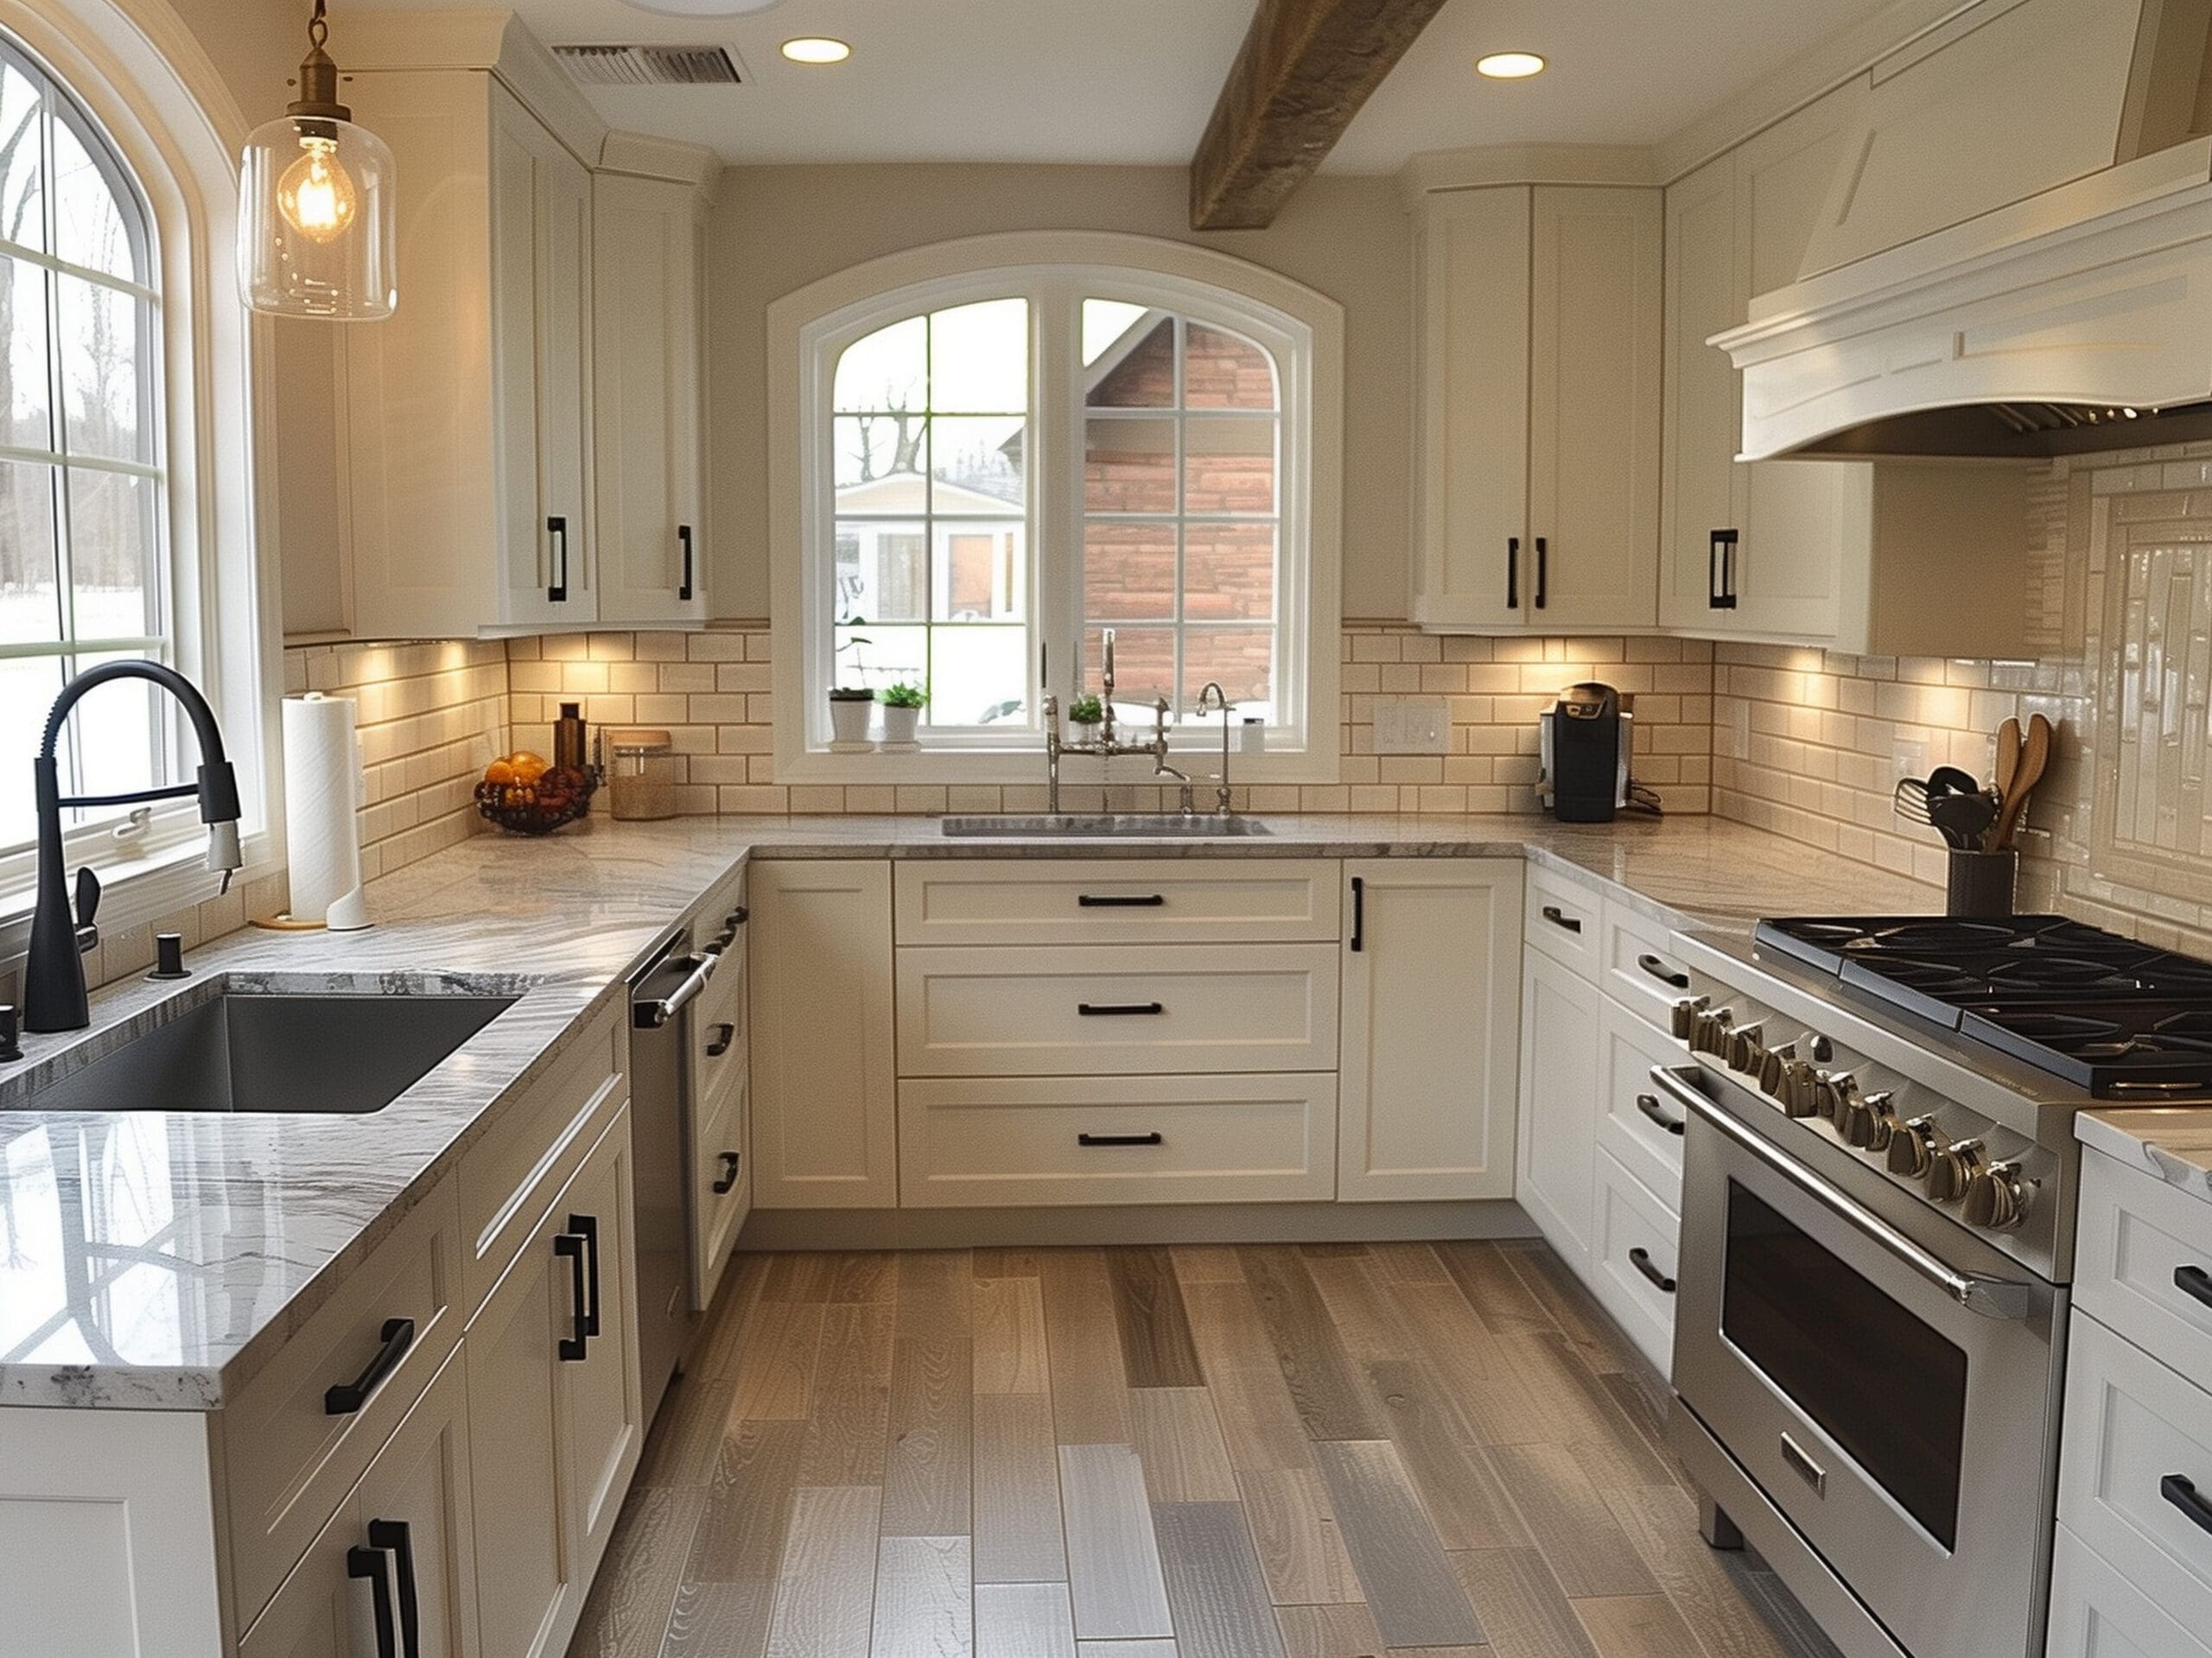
[635,950,719,1029]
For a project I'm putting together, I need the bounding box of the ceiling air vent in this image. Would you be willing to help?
[552,44,742,87]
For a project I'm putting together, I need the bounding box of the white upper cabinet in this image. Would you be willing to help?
[1413,185,1662,634]
[593,147,718,626]
[1658,80,2034,657]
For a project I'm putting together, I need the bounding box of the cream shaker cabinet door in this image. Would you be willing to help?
[749,861,898,1208]
[1525,185,1663,632]
[1338,859,1523,1202]
[556,1108,645,1585]
[1516,945,1603,1268]
[1659,151,1747,632]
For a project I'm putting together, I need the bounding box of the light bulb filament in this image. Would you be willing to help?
[278,135,357,244]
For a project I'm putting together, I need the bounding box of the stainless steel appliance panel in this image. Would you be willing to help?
[628,930,700,1421]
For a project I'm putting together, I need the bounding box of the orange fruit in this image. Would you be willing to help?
[510,752,549,785]
[486,759,516,785]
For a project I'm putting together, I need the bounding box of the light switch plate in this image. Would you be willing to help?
[1373,696,1451,755]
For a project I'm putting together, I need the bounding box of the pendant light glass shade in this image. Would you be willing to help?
[238,3,397,319]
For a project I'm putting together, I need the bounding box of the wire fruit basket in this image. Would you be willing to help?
[474,765,598,835]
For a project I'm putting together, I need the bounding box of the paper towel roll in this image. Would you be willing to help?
[283,692,371,930]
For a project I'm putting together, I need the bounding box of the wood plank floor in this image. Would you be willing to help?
[569,1240,1842,1658]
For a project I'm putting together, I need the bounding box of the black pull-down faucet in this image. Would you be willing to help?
[23,660,243,1033]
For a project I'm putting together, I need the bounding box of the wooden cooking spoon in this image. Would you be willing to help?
[1990,713,2051,850]
[1993,716,2022,804]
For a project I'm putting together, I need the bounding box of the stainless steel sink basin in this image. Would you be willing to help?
[22,988,518,1115]
[940,813,1274,838]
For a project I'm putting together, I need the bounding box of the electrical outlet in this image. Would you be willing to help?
[1373,696,1451,755]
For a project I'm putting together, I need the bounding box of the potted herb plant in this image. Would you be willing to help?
[1065,695,1103,740]
[830,633,876,746]
[879,682,927,747]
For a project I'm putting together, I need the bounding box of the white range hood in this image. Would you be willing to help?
[1714,0,2212,459]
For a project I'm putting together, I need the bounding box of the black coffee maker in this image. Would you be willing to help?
[1540,682,1627,823]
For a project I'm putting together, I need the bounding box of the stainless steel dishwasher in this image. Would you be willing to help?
[628,926,715,1420]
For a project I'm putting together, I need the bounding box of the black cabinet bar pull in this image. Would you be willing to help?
[714,1151,742,1194]
[1541,905,1583,934]
[569,1212,601,1338]
[1629,1247,1678,1294]
[324,1317,416,1415]
[548,515,569,604]
[1351,874,1365,953]
[2164,1473,2212,1538]
[348,1544,400,1658]
[706,1022,735,1058]
[1078,893,1166,907]
[1534,536,1548,610]
[555,1232,588,1361]
[1078,1001,1164,1017]
[1708,529,1739,610]
[2177,1264,2212,1311]
[1078,1132,1164,1147]
[678,524,695,601]
[367,1520,421,1658]
[1637,952,1690,989]
[1506,536,1520,609]
[1637,1094,1686,1136]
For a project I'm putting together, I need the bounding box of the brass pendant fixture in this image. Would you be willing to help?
[238,0,396,319]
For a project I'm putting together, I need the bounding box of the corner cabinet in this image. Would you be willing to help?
[1338,860,1522,1200]
[1412,184,1663,634]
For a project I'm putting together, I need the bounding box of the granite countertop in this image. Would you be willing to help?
[0,810,1940,1409]
[2079,1109,2212,1212]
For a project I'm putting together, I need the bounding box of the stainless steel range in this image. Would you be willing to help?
[1657,914,2212,1658]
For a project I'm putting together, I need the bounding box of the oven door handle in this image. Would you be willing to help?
[1649,1064,2042,1321]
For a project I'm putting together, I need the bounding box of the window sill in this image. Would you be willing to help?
[0,832,276,976]
[773,745,1340,787]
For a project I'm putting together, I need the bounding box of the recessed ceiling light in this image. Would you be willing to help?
[1477,51,1547,79]
[780,36,852,64]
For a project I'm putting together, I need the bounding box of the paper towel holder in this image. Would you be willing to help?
[253,690,374,932]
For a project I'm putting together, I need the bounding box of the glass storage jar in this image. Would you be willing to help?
[606,727,678,821]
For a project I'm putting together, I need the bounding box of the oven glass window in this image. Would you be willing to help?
[1721,1180,1967,1549]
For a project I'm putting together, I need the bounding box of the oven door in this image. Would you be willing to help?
[1656,1063,2063,1658]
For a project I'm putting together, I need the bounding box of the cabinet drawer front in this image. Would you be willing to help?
[2060,1311,2212,1633]
[1600,899,1694,1029]
[224,1177,463,1633]
[2048,1522,2212,1658]
[2077,1147,2212,1381]
[1597,996,1687,1204]
[455,1001,626,1314]
[1526,861,1604,978]
[1588,1147,1680,1375]
[895,943,1340,1077]
[899,1072,1337,1206]
[893,859,1341,945]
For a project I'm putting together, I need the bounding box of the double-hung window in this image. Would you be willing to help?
[773,232,1343,782]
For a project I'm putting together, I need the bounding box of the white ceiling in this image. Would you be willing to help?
[333,0,1902,171]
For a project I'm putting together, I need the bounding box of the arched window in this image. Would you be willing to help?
[0,30,167,854]
[772,232,1344,784]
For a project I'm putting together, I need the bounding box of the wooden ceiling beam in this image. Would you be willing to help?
[1190,0,1449,232]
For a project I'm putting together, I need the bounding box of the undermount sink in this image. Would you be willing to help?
[20,988,518,1115]
[939,813,1274,838]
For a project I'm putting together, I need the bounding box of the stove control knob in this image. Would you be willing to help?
[1927,1138,1987,1204]
[1807,1033,1835,1064]
[1759,1042,1795,1097]
[1781,1059,1821,1119]
[1671,997,1709,1042]
[1694,1007,1737,1059]
[1842,1090,1897,1150]
[1962,1161,2030,1231]
[1726,1023,1766,1074]
[1815,1072,1857,1122]
[1888,1116,1941,1178]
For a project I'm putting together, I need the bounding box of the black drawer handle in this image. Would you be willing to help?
[1350,874,1365,953]
[324,1317,416,1415]
[706,1021,735,1058]
[678,524,695,602]
[555,1232,588,1361]
[1541,905,1583,935]
[1078,1001,1164,1016]
[570,1212,601,1338]
[714,1150,742,1194]
[367,1520,422,1658]
[1078,1132,1164,1147]
[1629,1247,1677,1294]
[2164,1474,2212,1538]
[2176,1265,2212,1311]
[348,1543,399,1658]
[1078,893,1165,907]
[1636,1093,1685,1136]
[1637,952,1689,989]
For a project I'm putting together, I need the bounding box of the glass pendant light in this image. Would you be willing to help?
[238,0,396,319]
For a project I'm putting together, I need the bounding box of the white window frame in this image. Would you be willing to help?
[771,231,1343,785]
[0,0,278,953]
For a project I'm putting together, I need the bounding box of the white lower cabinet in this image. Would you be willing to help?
[242,1350,478,1657]
[1338,859,1522,1201]
[2050,1521,2212,1658]
[1586,1148,1680,1373]
[1517,945,1603,1267]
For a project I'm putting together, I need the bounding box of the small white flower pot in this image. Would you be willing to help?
[880,704,922,748]
[829,696,874,747]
